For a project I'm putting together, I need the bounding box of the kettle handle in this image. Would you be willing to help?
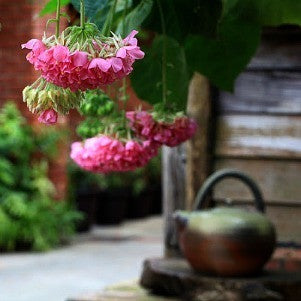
[193,169,265,213]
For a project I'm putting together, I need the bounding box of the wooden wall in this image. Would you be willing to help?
[163,26,301,256]
[213,27,301,243]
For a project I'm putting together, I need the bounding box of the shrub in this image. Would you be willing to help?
[0,102,81,251]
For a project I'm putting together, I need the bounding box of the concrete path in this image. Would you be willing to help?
[0,217,163,301]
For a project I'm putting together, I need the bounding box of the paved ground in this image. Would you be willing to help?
[0,216,163,301]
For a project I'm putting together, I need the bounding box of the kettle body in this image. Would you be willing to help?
[174,169,276,277]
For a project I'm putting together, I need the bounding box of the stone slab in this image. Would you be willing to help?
[140,257,301,301]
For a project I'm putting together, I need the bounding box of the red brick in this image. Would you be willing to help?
[0,0,68,199]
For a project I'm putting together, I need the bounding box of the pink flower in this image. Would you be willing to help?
[22,30,144,91]
[126,111,198,147]
[70,135,159,173]
[38,109,58,125]
[21,39,47,65]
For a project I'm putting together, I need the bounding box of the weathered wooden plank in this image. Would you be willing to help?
[186,73,212,209]
[248,34,301,70]
[213,158,301,205]
[218,71,301,114]
[162,145,186,258]
[215,115,301,159]
[266,205,301,243]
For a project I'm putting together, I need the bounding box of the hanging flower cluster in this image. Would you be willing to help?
[22,77,83,124]
[22,25,144,92]
[70,90,161,173]
[21,0,198,174]
[71,136,159,173]
[70,91,198,173]
[126,110,198,147]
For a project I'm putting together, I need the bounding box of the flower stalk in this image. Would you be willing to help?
[80,0,85,29]
[157,0,167,105]
[55,0,61,37]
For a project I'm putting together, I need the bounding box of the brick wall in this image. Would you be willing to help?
[0,0,68,199]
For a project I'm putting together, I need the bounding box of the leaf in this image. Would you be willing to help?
[40,0,71,16]
[71,0,110,20]
[115,0,153,35]
[223,0,301,26]
[185,18,261,91]
[143,0,223,43]
[131,35,190,111]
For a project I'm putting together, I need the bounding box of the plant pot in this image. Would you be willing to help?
[149,184,162,215]
[75,188,98,232]
[95,188,129,225]
[126,184,161,219]
[126,188,153,219]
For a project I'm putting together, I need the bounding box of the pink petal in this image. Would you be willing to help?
[89,58,111,72]
[116,47,127,58]
[53,45,70,62]
[110,57,123,72]
[71,51,88,66]
[127,47,145,59]
[124,30,138,46]
[38,48,53,62]
[21,39,40,49]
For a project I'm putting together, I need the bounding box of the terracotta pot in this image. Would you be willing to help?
[174,169,276,277]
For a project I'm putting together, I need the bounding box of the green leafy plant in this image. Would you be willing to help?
[0,102,81,252]
[43,0,301,108]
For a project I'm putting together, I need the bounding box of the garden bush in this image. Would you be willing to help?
[0,102,81,251]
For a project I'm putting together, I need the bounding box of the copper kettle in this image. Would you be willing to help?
[174,169,276,276]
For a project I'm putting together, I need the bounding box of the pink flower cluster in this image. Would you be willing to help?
[70,135,159,173]
[126,111,198,147]
[22,31,144,91]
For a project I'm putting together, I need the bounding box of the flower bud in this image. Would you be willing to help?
[38,109,58,125]
[22,77,83,118]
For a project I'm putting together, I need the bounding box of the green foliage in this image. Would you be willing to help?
[45,1,301,104]
[184,20,261,90]
[143,0,223,41]
[76,90,116,139]
[131,35,190,110]
[115,0,153,35]
[223,0,301,27]
[0,102,81,252]
[40,0,71,16]
[71,0,109,21]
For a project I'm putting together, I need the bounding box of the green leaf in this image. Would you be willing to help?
[115,0,153,35]
[40,0,71,17]
[131,35,190,111]
[185,18,261,91]
[143,0,223,43]
[71,0,109,20]
[223,0,301,26]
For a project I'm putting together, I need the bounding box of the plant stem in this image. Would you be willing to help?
[156,0,167,105]
[80,0,85,29]
[56,0,61,37]
[122,78,128,127]
[121,0,129,128]
[122,0,129,36]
